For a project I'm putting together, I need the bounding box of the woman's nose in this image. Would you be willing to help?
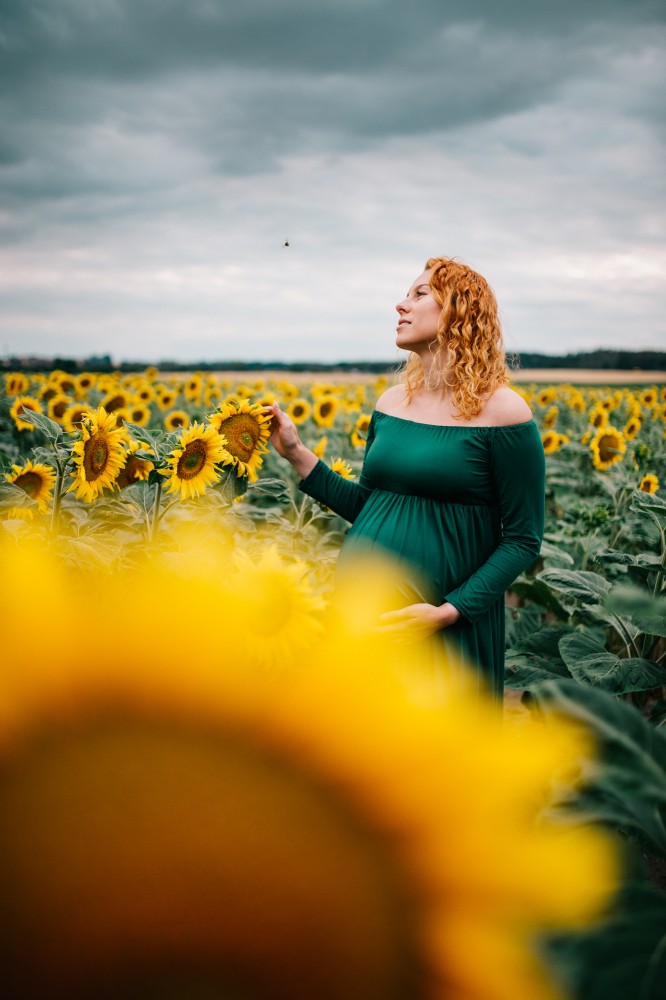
[396,299,408,314]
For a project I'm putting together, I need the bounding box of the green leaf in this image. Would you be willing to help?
[605,588,666,639]
[121,480,157,516]
[510,577,570,616]
[631,489,666,530]
[538,568,612,605]
[592,547,642,568]
[122,421,157,446]
[0,482,35,509]
[545,882,666,1000]
[505,606,545,647]
[539,540,575,565]
[21,409,64,441]
[504,652,572,689]
[559,631,664,694]
[530,679,666,856]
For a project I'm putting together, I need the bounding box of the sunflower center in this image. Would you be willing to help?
[0,720,424,1000]
[83,434,111,481]
[219,415,260,462]
[177,440,207,480]
[14,472,41,498]
[105,395,125,413]
[597,434,620,462]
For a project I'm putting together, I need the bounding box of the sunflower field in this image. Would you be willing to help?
[1,367,666,999]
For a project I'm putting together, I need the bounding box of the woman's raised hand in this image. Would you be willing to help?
[267,403,301,458]
[267,403,319,479]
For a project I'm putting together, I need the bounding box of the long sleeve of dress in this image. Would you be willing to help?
[443,421,545,624]
[298,415,376,523]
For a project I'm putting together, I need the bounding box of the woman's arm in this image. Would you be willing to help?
[269,403,375,523]
[268,403,319,479]
[442,420,546,623]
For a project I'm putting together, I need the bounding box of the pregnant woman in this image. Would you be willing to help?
[269,257,546,698]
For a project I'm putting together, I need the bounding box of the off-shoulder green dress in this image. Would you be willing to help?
[299,410,546,697]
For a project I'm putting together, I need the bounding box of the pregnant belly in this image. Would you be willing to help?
[340,490,500,604]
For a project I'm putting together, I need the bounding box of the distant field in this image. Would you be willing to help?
[207,368,666,385]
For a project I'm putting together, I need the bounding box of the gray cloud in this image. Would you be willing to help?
[0,0,664,360]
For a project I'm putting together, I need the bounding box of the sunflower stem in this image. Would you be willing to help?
[50,458,65,536]
[150,479,162,543]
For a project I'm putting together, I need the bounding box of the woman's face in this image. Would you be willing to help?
[395,270,442,351]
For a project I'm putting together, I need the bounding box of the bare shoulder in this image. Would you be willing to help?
[374,383,407,413]
[483,386,533,426]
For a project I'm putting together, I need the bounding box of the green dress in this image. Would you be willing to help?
[299,410,546,697]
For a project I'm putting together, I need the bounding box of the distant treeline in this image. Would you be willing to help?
[3,349,666,374]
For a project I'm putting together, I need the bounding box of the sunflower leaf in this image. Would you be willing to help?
[22,410,64,441]
[122,422,158,446]
[537,568,612,605]
[631,489,666,530]
[545,882,666,1000]
[539,540,575,565]
[529,678,666,856]
[558,631,664,694]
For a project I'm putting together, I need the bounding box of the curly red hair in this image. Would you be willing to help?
[401,257,509,419]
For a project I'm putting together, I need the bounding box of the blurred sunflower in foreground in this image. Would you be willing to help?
[0,536,617,1000]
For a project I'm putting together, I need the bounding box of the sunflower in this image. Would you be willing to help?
[53,374,77,396]
[4,371,30,396]
[276,379,299,401]
[0,540,617,1000]
[542,406,559,429]
[184,374,203,402]
[286,398,312,424]
[72,373,95,398]
[159,421,230,499]
[209,399,271,482]
[38,382,59,403]
[116,441,154,489]
[590,426,626,471]
[535,387,556,408]
[354,412,372,435]
[640,387,658,408]
[6,460,56,512]
[313,395,339,429]
[329,457,355,480]
[541,431,562,455]
[588,404,608,430]
[567,391,586,413]
[623,416,641,440]
[313,435,328,459]
[639,473,659,494]
[204,384,223,408]
[47,394,71,424]
[124,403,151,427]
[9,396,43,431]
[62,404,89,434]
[134,384,155,404]
[156,388,178,410]
[225,545,326,668]
[100,389,130,414]
[67,407,128,502]
[164,409,190,431]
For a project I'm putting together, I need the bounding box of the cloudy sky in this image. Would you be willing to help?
[1,0,664,363]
